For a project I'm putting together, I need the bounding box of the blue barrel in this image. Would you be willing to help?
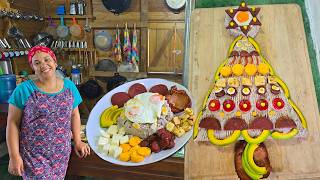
[0,74,16,103]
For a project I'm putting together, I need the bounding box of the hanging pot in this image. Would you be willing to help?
[165,0,186,14]
[101,0,131,15]
[94,30,112,51]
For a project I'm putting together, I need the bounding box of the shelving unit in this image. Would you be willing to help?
[47,15,94,19]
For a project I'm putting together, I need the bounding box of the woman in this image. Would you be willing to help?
[6,46,90,179]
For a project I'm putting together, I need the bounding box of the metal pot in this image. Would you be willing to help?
[32,32,53,47]
[94,30,112,51]
[101,0,131,15]
[95,59,117,71]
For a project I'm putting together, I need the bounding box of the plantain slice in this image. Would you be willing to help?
[242,130,270,144]
[207,130,240,146]
[271,128,298,140]
[247,144,268,175]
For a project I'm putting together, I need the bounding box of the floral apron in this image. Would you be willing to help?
[19,89,74,179]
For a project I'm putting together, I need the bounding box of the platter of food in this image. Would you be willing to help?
[86,78,194,166]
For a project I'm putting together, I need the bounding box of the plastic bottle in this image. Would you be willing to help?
[71,67,81,85]
[0,74,16,103]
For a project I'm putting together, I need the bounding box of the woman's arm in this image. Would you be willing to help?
[71,107,82,144]
[6,104,24,176]
[71,107,90,158]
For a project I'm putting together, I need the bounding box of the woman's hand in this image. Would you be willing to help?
[74,141,90,158]
[8,155,24,176]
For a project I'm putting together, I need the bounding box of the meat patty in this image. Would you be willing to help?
[149,84,169,96]
[111,92,131,107]
[234,141,251,180]
[253,143,272,178]
[128,83,147,98]
[199,117,221,130]
[224,117,248,130]
[249,117,273,130]
[275,116,297,129]
[234,141,271,179]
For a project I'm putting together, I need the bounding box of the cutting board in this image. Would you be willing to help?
[185,4,320,180]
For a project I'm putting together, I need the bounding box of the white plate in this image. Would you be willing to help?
[86,78,194,166]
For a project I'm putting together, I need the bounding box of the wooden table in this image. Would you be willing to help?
[185,4,320,180]
[67,149,184,180]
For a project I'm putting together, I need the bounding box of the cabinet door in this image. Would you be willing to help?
[148,23,184,74]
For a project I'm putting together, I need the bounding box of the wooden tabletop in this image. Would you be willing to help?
[185,4,320,180]
[67,148,184,180]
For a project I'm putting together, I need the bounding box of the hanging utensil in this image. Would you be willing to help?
[84,17,91,32]
[45,16,58,39]
[70,17,84,39]
[3,38,11,49]
[0,39,6,48]
[56,16,69,39]
[24,39,31,48]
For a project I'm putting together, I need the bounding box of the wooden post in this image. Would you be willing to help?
[140,0,148,73]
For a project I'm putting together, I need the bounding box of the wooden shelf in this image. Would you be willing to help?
[47,15,94,19]
[2,48,29,51]
[52,48,96,52]
[91,21,147,29]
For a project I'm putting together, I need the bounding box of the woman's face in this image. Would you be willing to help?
[31,51,57,78]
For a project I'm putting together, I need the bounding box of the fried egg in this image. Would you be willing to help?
[124,92,166,124]
[234,11,252,26]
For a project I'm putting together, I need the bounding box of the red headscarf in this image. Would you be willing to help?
[28,46,57,66]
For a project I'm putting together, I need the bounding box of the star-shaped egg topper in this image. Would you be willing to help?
[225,1,261,36]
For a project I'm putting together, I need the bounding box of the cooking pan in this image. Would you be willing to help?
[56,16,69,39]
[165,0,186,14]
[101,0,131,15]
[94,30,112,51]
[69,17,84,39]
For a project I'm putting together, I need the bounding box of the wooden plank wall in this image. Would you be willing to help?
[41,0,185,78]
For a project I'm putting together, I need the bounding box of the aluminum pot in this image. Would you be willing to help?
[94,30,112,51]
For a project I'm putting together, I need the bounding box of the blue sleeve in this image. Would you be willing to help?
[8,83,26,109]
[65,79,83,109]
